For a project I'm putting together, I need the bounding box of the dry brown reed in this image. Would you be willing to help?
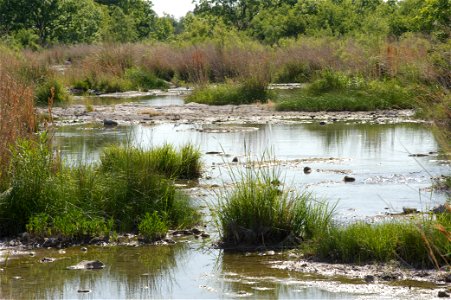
[0,55,36,184]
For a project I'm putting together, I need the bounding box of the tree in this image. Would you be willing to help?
[52,0,104,44]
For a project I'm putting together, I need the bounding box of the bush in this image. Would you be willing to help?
[138,212,168,241]
[35,78,70,105]
[187,79,270,105]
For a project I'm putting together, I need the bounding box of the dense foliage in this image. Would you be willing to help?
[0,0,449,48]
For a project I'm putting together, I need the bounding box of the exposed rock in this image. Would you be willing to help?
[81,247,88,252]
[43,237,60,248]
[67,260,105,270]
[40,257,56,263]
[344,176,356,182]
[303,167,312,174]
[201,233,210,238]
[432,204,450,214]
[402,207,418,214]
[232,157,239,163]
[206,151,222,155]
[103,119,118,127]
[364,275,375,283]
[408,153,428,157]
[319,121,327,126]
[191,228,203,235]
[438,291,450,298]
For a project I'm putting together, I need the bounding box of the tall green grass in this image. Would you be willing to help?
[217,165,334,248]
[276,71,414,111]
[0,136,202,240]
[315,214,450,268]
[187,79,270,105]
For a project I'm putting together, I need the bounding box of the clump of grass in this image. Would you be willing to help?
[315,215,450,268]
[217,165,334,249]
[72,68,168,94]
[124,67,169,91]
[35,78,70,105]
[276,71,414,111]
[0,136,201,239]
[100,144,202,180]
[138,212,168,242]
[187,79,270,105]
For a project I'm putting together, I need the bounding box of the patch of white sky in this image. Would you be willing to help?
[152,0,196,19]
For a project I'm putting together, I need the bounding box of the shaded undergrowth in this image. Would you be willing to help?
[0,135,202,241]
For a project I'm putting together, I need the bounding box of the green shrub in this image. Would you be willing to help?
[35,78,70,105]
[138,212,168,241]
[187,79,270,105]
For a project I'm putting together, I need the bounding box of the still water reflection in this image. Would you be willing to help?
[0,244,359,299]
[53,122,448,216]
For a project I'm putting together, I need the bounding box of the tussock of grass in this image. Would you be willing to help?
[315,214,450,268]
[0,136,202,240]
[187,79,270,105]
[276,71,414,111]
[72,68,169,94]
[217,165,334,249]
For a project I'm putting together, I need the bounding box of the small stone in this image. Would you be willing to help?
[58,249,66,254]
[319,121,327,125]
[67,260,105,270]
[191,228,203,235]
[232,157,239,163]
[303,167,312,174]
[265,250,276,256]
[77,289,92,293]
[201,233,210,238]
[163,238,176,244]
[364,275,375,283]
[13,276,22,280]
[28,252,36,257]
[103,119,118,127]
[402,207,418,214]
[40,257,55,263]
[344,176,356,182]
[438,291,450,298]
[81,247,88,252]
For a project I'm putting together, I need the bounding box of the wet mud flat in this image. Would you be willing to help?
[41,101,422,127]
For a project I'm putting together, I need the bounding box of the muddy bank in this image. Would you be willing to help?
[41,101,422,126]
[273,257,450,285]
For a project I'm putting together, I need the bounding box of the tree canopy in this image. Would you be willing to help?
[0,0,448,48]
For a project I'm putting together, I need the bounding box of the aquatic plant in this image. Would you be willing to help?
[138,212,168,242]
[276,74,414,112]
[187,79,270,105]
[0,136,201,238]
[315,214,450,268]
[217,163,334,249]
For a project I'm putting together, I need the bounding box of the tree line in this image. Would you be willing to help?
[0,0,448,49]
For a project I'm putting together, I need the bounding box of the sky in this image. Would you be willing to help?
[152,0,196,18]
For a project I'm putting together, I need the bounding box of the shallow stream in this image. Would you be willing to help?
[1,96,449,299]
